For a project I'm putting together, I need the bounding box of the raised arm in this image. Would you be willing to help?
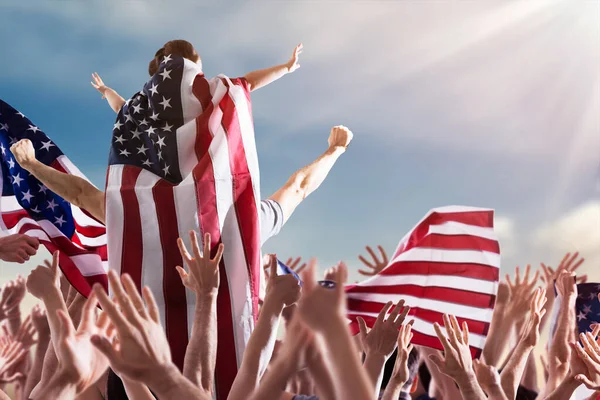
[175,231,223,395]
[243,44,302,91]
[381,324,414,400]
[269,125,353,222]
[10,139,105,223]
[91,73,126,113]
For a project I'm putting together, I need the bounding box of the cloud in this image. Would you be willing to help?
[495,215,518,259]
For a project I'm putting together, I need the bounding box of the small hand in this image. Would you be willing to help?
[90,72,108,98]
[358,245,388,276]
[31,304,50,338]
[265,254,302,308]
[176,231,223,296]
[328,125,353,150]
[555,270,577,298]
[26,251,61,300]
[356,300,411,358]
[286,43,303,73]
[473,359,503,395]
[1,275,27,314]
[429,314,474,382]
[519,287,547,347]
[505,264,540,320]
[9,139,39,172]
[285,257,307,275]
[15,313,37,349]
[0,331,27,383]
[571,332,600,390]
[390,322,414,385]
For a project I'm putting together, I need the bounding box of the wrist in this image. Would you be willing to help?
[327,145,346,155]
[262,294,285,315]
[145,362,184,396]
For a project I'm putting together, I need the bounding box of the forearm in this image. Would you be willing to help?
[248,356,296,400]
[243,64,289,92]
[321,318,373,400]
[362,353,386,393]
[306,351,336,400]
[482,306,513,367]
[103,88,126,113]
[545,375,580,400]
[482,385,508,400]
[5,310,22,336]
[41,289,69,350]
[145,363,209,400]
[229,298,282,400]
[455,373,487,400]
[499,341,534,399]
[26,160,105,223]
[551,294,576,363]
[183,293,217,393]
[23,334,50,399]
[42,370,77,400]
[519,352,539,391]
[122,378,155,400]
[382,378,404,400]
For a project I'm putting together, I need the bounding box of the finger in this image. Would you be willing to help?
[175,266,189,285]
[515,266,521,285]
[449,315,462,344]
[56,310,75,340]
[90,334,121,368]
[506,274,513,288]
[442,314,459,347]
[433,322,451,351]
[524,264,531,283]
[301,259,318,293]
[570,257,585,272]
[190,230,202,262]
[122,274,148,319]
[142,286,160,324]
[357,269,376,276]
[78,292,98,332]
[574,374,596,390]
[269,254,278,280]
[592,324,600,338]
[335,261,348,287]
[358,255,375,269]
[428,353,445,373]
[108,271,138,321]
[388,300,405,325]
[51,251,59,274]
[93,283,131,333]
[213,243,224,264]
[462,321,469,345]
[295,263,307,274]
[366,246,380,265]
[375,302,393,326]
[97,311,110,331]
[357,316,368,338]
[176,238,193,266]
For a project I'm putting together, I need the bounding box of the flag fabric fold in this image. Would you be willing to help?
[0,100,108,295]
[105,55,261,398]
[346,206,500,357]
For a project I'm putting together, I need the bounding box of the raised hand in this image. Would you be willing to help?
[1,276,27,314]
[53,292,113,393]
[286,43,303,73]
[285,257,307,275]
[357,300,411,358]
[429,314,474,381]
[15,314,37,349]
[327,125,353,150]
[473,359,506,399]
[572,332,600,390]
[0,233,39,263]
[176,231,223,297]
[26,251,61,301]
[90,270,173,384]
[0,332,27,383]
[297,260,348,331]
[519,287,547,347]
[31,304,50,339]
[358,245,389,277]
[540,252,585,287]
[265,254,302,309]
[505,264,540,320]
[555,270,577,298]
[90,72,108,98]
[390,323,414,385]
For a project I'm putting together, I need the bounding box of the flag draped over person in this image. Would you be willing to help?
[105,55,261,398]
[346,206,500,358]
[0,100,108,294]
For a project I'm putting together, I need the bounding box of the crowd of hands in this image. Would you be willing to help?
[1,234,600,400]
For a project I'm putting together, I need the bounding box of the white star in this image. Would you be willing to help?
[11,173,23,186]
[162,54,172,64]
[119,149,131,157]
[577,311,588,322]
[131,129,142,140]
[39,184,48,193]
[142,159,153,167]
[159,97,172,110]
[138,118,149,126]
[590,293,598,300]
[145,126,156,135]
[137,144,148,155]
[27,125,40,133]
[156,136,166,148]
[115,135,126,144]
[125,99,132,106]
[30,206,40,213]
[583,305,593,314]
[22,190,34,203]
[55,215,66,227]
[159,69,172,81]
[149,111,160,121]
[0,123,8,131]
[157,151,163,161]
[149,83,159,96]
[46,199,58,211]
[114,121,124,131]
[132,104,143,114]
[16,112,25,118]
[125,113,134,123]
[163,122,173,132]
[7,157,15,169]
[9,136,18,145]
[40,140,55,152]
[163,164,170,175]
[0,144,5,154]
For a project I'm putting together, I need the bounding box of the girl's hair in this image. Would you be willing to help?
[148,39,199,76]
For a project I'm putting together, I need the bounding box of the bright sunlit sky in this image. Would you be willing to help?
[0,1,599,314]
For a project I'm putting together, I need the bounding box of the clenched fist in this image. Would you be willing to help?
[10,139,37,170]
[328,125,353,150]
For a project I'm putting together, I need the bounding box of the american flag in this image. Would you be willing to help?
[575,283,600,333]
[105,55,261,398]
[0,100,108,294]
[346,206,500,358]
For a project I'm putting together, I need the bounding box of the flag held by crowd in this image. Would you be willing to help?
[346,206,500,358]
[105,55,261,398]
[0,100,108,295]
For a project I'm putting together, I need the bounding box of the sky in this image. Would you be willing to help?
[0,0,599,314]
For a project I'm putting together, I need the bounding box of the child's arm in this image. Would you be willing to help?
[243,44,302,92]
[91,72,126,113]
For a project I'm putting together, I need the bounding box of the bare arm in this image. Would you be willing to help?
[122,378,155,400]
[270,126,352,222]
[244,44,301,91]
[91,73,126,113]
[10,139,105,223]
[23,306,50,399]
[381,324,414,400]
[481,282,511,367]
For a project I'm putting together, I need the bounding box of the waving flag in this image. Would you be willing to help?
[105,55,261,398]
[0,100,108,294]
[346,206,500,358]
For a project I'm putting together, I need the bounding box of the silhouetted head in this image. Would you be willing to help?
[148,39,200,76]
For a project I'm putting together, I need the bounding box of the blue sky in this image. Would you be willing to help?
[0,1,599,302]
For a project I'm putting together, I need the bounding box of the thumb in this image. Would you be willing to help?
[574,374,595,389]
[51,251,60,275]
[357,316,368,338]
[269,255,278,280]
[91,334,120,366]
[175,266,188,285]
[428,354,445,373]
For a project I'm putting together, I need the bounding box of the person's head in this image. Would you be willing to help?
[148,39,201,76]
[402,347,421,393]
